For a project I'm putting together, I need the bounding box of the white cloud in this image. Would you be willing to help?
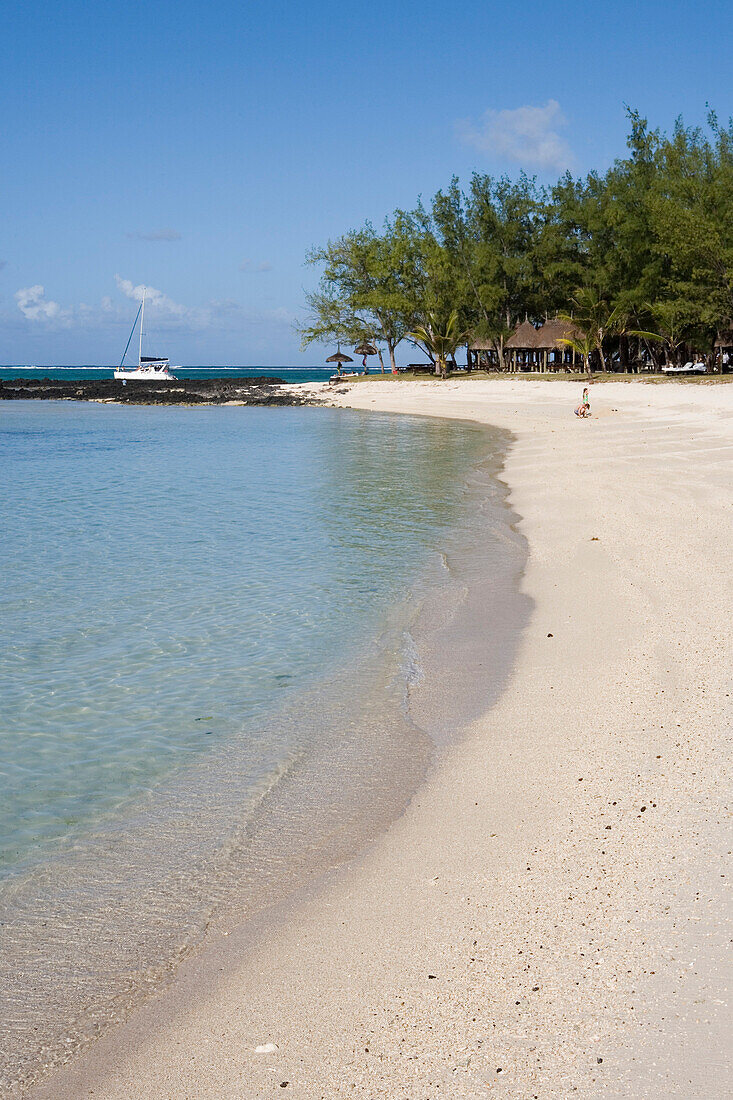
[113,276,290,332]
[5,277,293,344]
[15,285,70,324]
[114,275,190,320]
[458,100,574,172]
[239,259,273,273]
[126,228,182,241]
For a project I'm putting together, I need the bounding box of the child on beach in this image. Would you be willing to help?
[575,387,591,417]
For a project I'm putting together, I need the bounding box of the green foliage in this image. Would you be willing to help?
[300,214,424,370]
[557,331,596,375]
[302,108,733,372]
[408,311,468,377]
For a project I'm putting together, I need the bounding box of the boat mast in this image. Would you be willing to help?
[118,298,143,372]
[138,287,146,368]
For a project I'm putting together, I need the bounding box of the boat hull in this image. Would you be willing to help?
[114,369,177,381]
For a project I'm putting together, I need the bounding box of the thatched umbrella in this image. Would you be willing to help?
[326,348,354,376]
[354,342,378,372]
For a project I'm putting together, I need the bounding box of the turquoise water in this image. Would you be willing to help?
[0,400,525,1091]
[0,365,335,382]
[0,401,482,877]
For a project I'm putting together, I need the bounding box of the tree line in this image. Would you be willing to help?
[300,109,733,375]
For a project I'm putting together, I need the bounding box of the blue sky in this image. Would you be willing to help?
[1,0,730,365]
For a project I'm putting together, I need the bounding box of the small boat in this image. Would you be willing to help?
[661,361,706,374]
[114,288,177,380]
[329,371,360,382]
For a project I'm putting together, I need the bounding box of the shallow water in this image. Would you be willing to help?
[0,401,528,1091]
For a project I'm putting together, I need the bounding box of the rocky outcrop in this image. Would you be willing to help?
[0,377,318,406]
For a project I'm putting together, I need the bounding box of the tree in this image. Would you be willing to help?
[301,215,423,371]
[533,172,590,312]
[302,107,733,376]
[425,173,548,369]
[409,311,467,378]
[557,329,596,376]
[642,300,698,367]
[559,287,621,373]
[646,111,733,361]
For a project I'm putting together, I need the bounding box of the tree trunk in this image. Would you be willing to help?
[619,334,630,373]
[387,342,397,372]
[377,348,386,374]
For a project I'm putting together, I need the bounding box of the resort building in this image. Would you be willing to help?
[468,317,584,372]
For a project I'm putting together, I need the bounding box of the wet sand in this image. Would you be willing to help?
[29,379,732,1098]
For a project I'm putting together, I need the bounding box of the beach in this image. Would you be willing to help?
[28,379,732,1099]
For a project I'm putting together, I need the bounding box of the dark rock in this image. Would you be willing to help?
[0,376,318,407]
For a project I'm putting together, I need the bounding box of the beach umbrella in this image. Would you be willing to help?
[326,348,354,375]
[354,342,378,372]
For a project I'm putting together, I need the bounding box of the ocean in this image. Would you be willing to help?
[0,398,528,1092]
[0,366,337,383]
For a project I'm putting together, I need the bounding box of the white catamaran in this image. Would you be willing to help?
[114,287,178,380]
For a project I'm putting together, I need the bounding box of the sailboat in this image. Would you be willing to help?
[114,287,178,380]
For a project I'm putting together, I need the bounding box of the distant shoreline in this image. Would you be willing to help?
[2,371,731,409]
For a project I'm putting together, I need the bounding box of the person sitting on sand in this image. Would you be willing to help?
[574,386,591,417]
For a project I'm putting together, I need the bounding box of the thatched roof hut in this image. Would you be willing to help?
[468,318,584,372]
[505,320,542,349]
[506,317,583,349]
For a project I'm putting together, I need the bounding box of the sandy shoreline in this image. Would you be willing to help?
[28,379,732,1098]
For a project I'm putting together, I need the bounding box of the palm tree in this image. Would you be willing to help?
[409,311,467,378]
[559,287,620,374]
[557,330,597,376]
[643,301,695,367]
[559,287,658,375]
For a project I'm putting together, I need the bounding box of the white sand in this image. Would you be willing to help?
[30,379,732,1099]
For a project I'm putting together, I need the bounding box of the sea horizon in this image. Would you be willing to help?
[0,365,336,382]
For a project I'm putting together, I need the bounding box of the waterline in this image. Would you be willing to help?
[0,402,528,1092]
